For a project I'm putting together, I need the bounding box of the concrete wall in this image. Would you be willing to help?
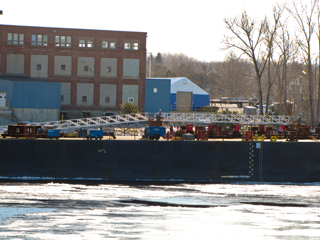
[61,82,71,105]
[76,83,94,106]
[77,57,95,77]
[123,59,139,77]
[100,84,117,107]
[6,54,24,74]
[13,108,60,122]
[100,58,117,78]
[30,55,48,78]
[122,84,139,106]
[54,56,72,76]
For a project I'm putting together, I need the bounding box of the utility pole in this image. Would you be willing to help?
[148,52,152,78]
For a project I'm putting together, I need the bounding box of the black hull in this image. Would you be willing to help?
[0,139,319,183]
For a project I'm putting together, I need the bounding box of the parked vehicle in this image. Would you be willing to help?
[144,126,166,140]
[86,129,103,140]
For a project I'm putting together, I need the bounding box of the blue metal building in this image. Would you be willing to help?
[145,78,171,113]
[0,76,61,122]
[145,77,210,112]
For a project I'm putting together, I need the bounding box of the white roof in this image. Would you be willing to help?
[149,77,209,95]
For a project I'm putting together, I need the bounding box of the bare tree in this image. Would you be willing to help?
[316,3,320,124]
[287,0,318,126]
[264,5,283,114]
[223,11,269,115]
[214,51,255,98]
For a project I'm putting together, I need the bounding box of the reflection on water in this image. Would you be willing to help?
[0,182,319,239]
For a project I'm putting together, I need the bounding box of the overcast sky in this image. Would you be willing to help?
[1,0,288,62]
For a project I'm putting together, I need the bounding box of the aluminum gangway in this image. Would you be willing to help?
[35,113,151,130]
[32,112,293,130]
[161,112,293,125]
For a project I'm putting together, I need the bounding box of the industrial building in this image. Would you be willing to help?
[145,77,210,112]
[0,24,147,120]
[144,78,171,113]
[0,76,61,121]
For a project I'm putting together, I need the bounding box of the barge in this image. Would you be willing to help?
[0,138,319,183]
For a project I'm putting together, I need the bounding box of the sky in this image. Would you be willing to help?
[1,0,288,62]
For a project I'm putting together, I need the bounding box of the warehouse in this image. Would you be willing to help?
[145,77,210,112]
[0,24,147,119]
[0,76,61,122]
[144,78,171,113]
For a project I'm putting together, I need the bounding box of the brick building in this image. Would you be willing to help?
[0,24,147,119]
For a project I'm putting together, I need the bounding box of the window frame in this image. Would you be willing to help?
[124,40,140,50]
[79,39,95,48]
[31,34,48,46]
[7,33,24,45]
[56,36,72,47]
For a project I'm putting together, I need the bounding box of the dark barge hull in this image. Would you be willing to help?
[0,139,319,183]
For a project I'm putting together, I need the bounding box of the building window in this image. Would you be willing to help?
[132,42,139,50]
[13,33,18,44]
[56,36,71,47]
[61,65,66,71]
[102,41,108,48]
[124,42,131,50]
[153,88,158,93]
[66,36,72,47]
[128,97,134,103]
[82,96,87,102]
[79,40,86,48]
[110,41,116,49]
[36,64,41,70]
[19,34,24,45]
[87,40,93,48]
[61,36,66,47]
[124,40,140,50]
[105,96,110,103]
[106,67,111,73]
[7,33,24,45]
[79,39,94,48]
[102,40,117,49]
[31,34,48,46]
[84,66,89,72]
[61,95,64,101]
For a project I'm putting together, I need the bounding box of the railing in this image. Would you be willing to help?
[160,112,292,125]
[34,113,151,130]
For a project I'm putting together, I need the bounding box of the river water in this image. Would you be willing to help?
[0,181,319,239]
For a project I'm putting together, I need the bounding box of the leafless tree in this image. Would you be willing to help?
[264,5,283,114]
[214,51,255,98]
[287,0,318,126]
[316,3,320,124]
[271,9,297,115]
[223,11,269,115]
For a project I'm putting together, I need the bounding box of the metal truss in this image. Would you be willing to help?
[162,113,292,125]
[35,113,151,130]
[32,112,292,130]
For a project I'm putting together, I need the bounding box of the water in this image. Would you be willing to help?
[0,181,320,239]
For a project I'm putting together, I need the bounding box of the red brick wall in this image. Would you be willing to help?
[0,24,147,113]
